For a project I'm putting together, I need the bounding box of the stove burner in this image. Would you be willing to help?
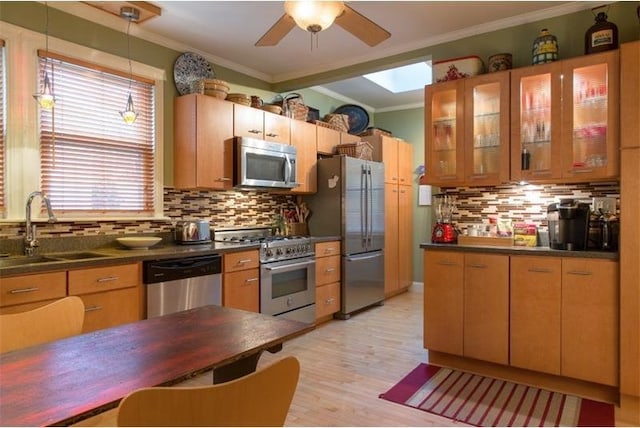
[214,227,314,262]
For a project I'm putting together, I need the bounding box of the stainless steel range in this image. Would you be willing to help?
[215,227,316,324]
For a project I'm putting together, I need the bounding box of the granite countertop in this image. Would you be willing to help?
[420,242,618,260]
[0,235,343,277]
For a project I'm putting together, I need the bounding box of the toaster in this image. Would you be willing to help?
[175,220,211,244]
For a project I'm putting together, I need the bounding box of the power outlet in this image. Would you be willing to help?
[592,197,616,214]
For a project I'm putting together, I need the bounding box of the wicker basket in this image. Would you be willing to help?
[358,127,392,137]
[336,141,373,161]
[315,120,343,132]
[323,113,350,132]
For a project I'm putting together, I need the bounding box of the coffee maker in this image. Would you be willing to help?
[547,199,590,250]
[432,194,458,243]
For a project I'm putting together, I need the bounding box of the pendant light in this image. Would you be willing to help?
[119,6,139,125]
[33,1,55,110]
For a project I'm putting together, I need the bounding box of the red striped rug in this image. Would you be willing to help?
[379,364,614,427]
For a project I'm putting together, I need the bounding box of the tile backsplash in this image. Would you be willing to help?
[0,187,297,240]
[442,181,620,229]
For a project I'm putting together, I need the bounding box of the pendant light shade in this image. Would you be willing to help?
[119,7,140,124]
[284,1,345,33]
[34,2,55,110]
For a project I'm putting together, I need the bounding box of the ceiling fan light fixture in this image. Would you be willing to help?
[284,0,345,33]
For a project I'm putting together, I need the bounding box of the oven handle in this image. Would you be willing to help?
[263,259,315,272]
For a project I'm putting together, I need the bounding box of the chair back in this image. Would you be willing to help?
[117,356,300,427]
[0,296,85,353]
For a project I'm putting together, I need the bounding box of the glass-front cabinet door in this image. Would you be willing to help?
[511,62,562,182]
[425,80,464,186]
[464,72,510,185]
[562,50,619,181]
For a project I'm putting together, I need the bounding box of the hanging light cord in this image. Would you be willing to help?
[126,18,133,91]
[43,1,50,82]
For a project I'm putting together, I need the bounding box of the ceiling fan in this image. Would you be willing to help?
[255,1,391,47]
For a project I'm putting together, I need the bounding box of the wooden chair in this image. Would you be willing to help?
[0,296,85,353]
[117,356,300,427]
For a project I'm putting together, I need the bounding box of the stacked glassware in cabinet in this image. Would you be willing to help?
[471,83,502,176]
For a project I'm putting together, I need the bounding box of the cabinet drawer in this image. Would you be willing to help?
[68,263,140,295]
[224,250,259,272]
[223,268,259,312]
[315,241,340,258]
[0,272,67,308]
[316,282,340,319]
[79,287,141,333]
[316,255,340,286]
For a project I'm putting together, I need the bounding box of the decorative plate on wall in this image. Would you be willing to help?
[334,104,370,134]
[173,52,215,95]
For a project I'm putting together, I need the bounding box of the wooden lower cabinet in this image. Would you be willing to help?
[78,287,140,333]
[223,250,260,313]
[463,253,509,364]
[510,256,562,374]
[0,271,67,312]
[69,262,143,333]
[315,241,341,322]
[561,258,619,386]
[423,250,463,355]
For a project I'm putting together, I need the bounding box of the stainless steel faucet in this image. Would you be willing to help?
[24,191,56,256]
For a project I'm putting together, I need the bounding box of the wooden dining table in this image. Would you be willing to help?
[0,305,314,426]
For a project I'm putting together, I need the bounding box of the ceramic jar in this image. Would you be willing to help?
[488,53,512,72]
[532,29,558,65]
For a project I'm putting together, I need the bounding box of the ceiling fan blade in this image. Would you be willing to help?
[255,14,296,46]
[335,4,391,47]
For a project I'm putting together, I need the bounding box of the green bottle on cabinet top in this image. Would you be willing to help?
[585,12,618,54]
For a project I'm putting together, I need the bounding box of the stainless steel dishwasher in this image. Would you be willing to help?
[143,254,222,318]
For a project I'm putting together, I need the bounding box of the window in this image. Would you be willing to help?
[0,40,5,217]
[39,51,155,216]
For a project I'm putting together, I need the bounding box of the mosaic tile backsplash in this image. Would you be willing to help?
[0,187,298,240]
[0,182,619,241]
[442,181,620,230]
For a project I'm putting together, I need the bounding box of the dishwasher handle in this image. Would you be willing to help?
[143,255,222,284]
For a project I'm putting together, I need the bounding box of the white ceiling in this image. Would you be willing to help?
[63,1,593,111]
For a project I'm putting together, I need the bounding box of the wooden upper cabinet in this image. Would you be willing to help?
[424,80,465,186]
[362,135,413,185]
[340,132,360,145]
[316,126,340,155]
[463,71,511,186]
[398,141,414,186]
[510,62,563,182]
[620,41,640,149]
[264,111,290,144]
[290,119,317,194]
[174,95,234,190]
[511,50,620,183]
[561,50,619,182]
[233,103,264,140]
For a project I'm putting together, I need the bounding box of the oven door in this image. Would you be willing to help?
[260,256,315,320]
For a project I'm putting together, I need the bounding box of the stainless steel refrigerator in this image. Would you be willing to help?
[307,155,385,319]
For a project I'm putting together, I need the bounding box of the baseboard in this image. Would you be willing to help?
[616,394,640,426]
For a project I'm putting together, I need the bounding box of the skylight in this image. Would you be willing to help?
[363,61,432,93]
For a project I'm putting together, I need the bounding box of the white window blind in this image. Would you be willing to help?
[39,51,155,215]
[0,39,5,217]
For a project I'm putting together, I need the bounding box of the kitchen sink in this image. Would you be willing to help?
[47,252,110,260]
[0,256,62,268]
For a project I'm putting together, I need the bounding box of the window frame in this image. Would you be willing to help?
[0,21,165,222]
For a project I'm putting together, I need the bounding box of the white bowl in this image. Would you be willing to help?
[116,237,162,250]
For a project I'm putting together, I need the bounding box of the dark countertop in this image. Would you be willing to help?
[0,236,343,277]
[420,242,618,260]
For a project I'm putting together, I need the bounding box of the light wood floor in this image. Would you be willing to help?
[77,284,461,426]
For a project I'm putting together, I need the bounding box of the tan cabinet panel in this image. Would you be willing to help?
[264,111,290,144]
[224,250,259,272]
[423,250,463,355]
[315,241,340,258]
[316,282,340,319]
[223,268,260,312]
[68,263,140,295]
[233,103,264,139]
[561,258,619,386]
[316,126,340,155]
[463,253,509,364]
[384,184,399,294]
[0,271,66,308]
[510,256,561,374]
[79,287,141,333]
[290,119,317,194]
[316,255,340,287]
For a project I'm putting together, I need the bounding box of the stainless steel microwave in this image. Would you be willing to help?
[234,137,297,189]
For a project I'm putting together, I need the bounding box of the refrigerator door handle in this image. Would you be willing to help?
[368,165,373,248]
[361,165,367,247]
[346,251,383,262]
